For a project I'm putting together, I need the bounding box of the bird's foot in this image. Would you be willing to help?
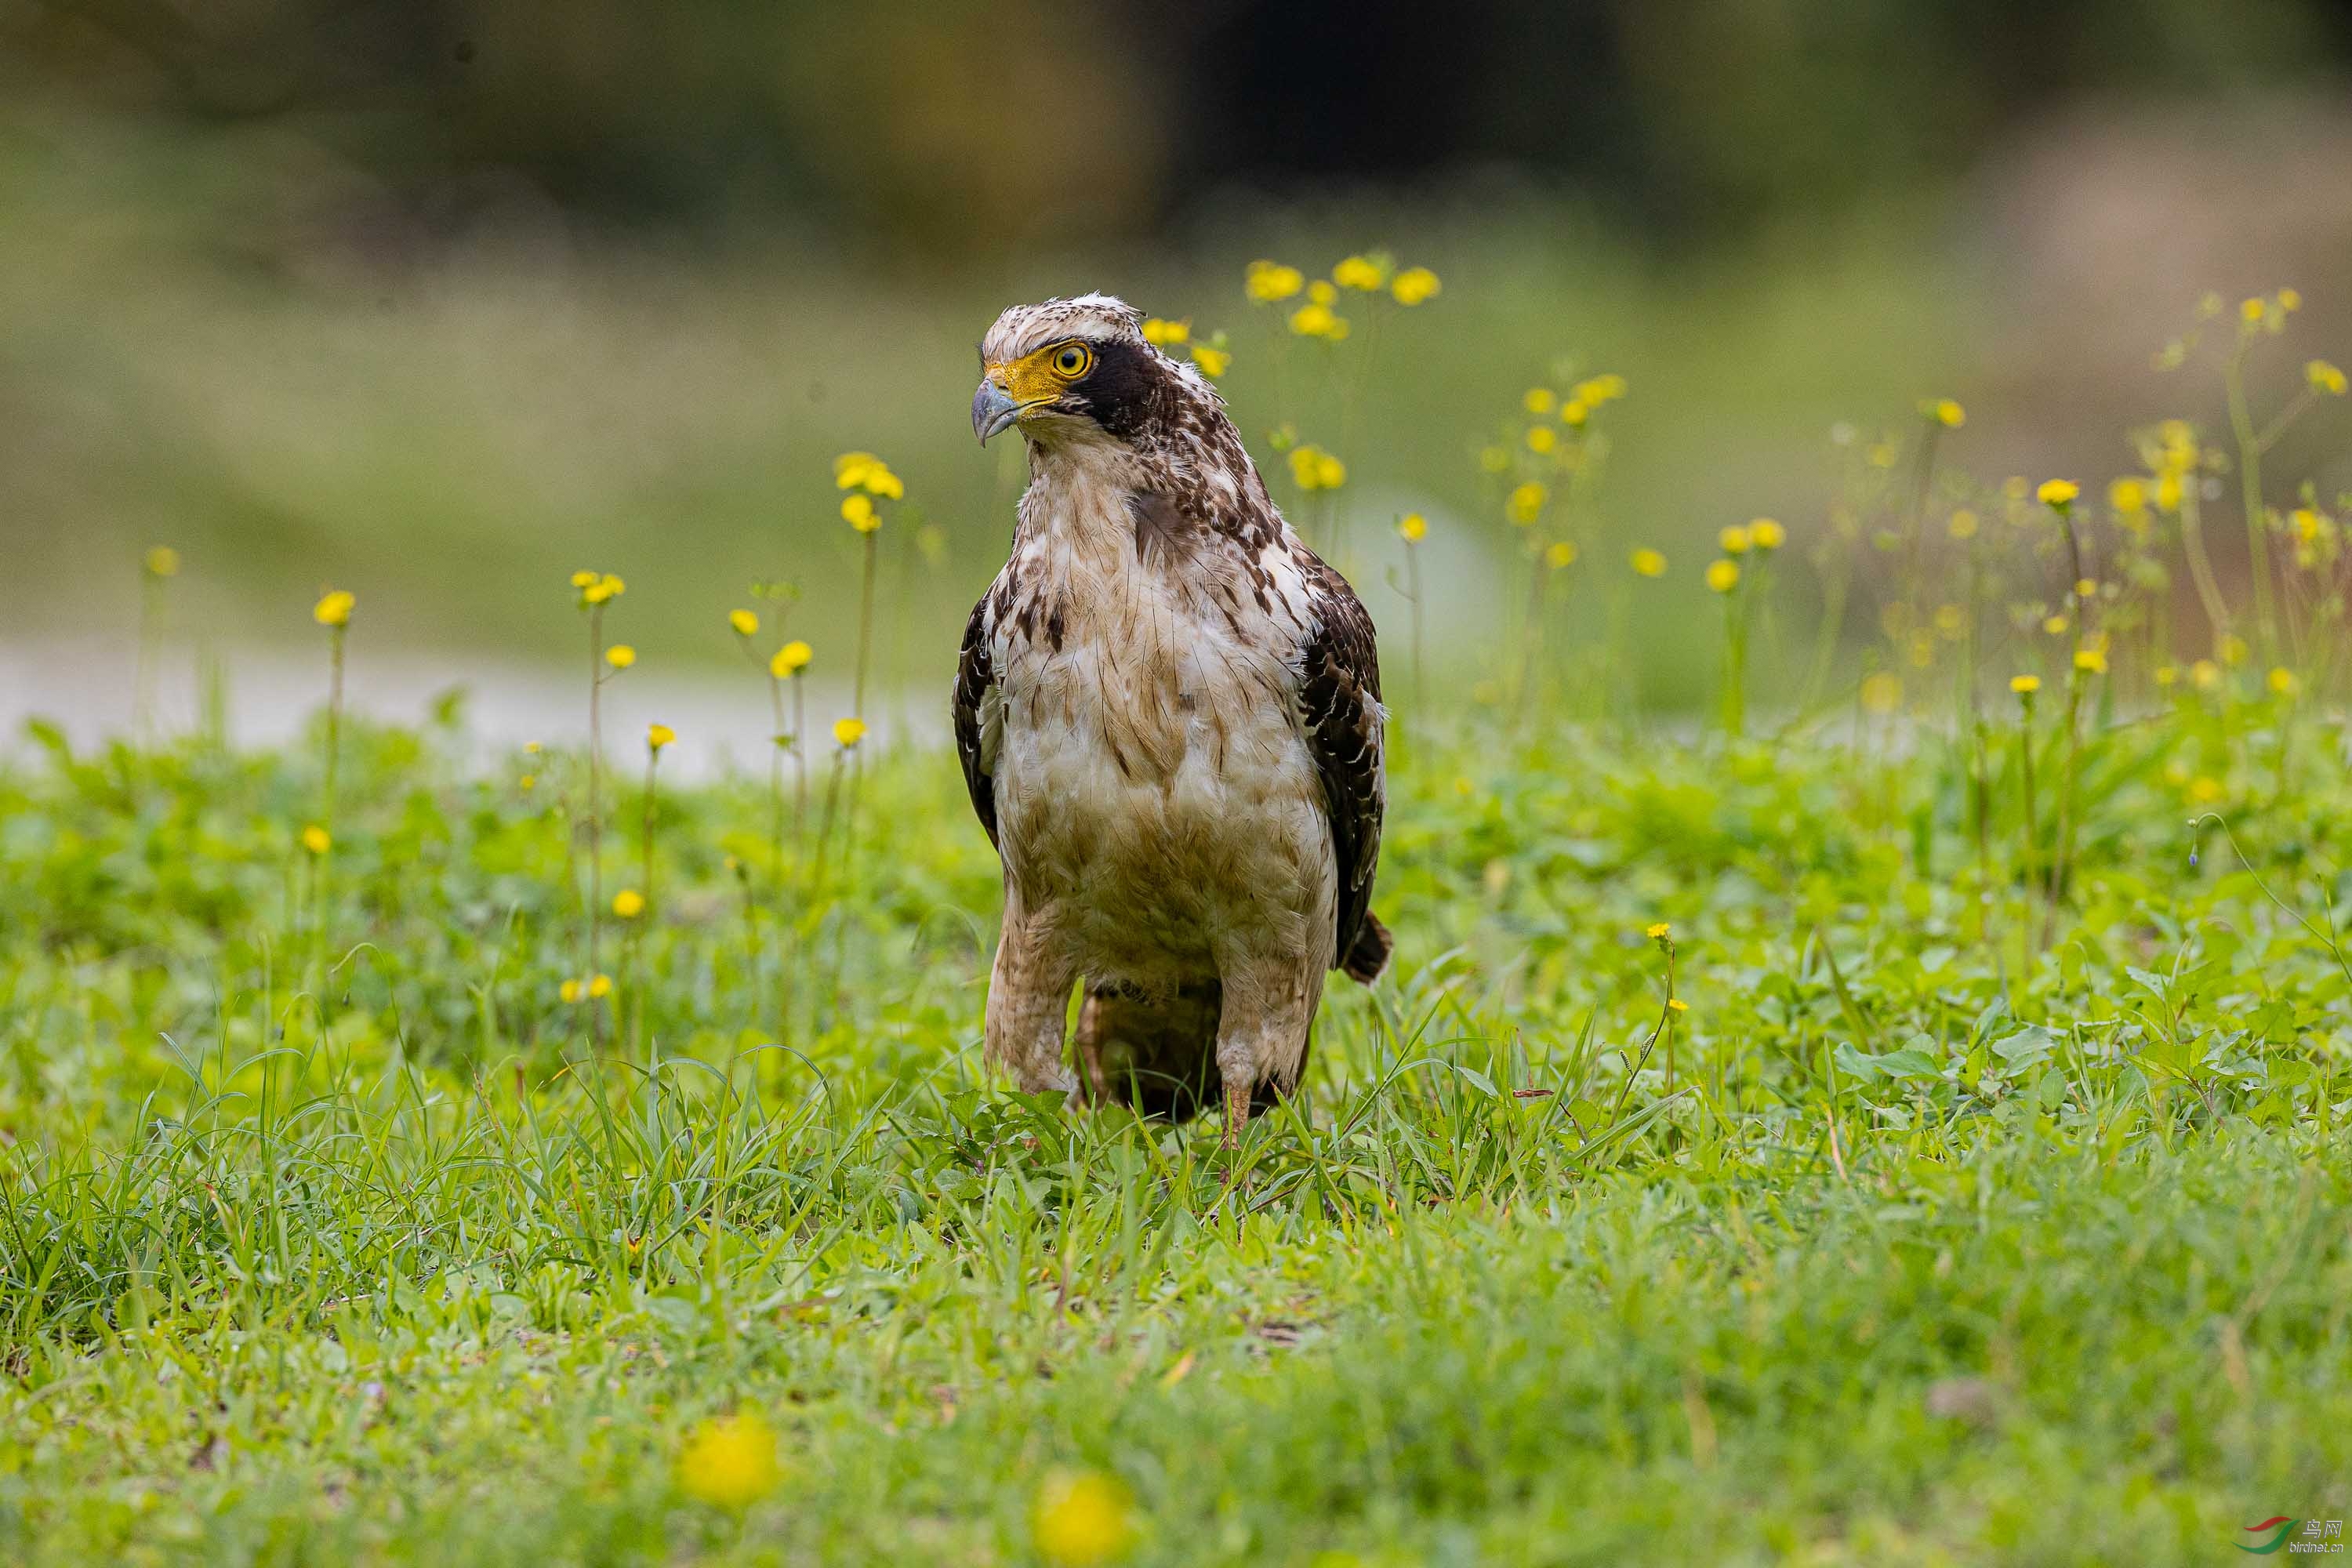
[1221,1080,1250,1153]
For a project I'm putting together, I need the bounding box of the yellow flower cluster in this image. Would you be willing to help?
[1140,317,1189,346]
[771,640,811,679]
[2310,359,2349,397]
[559,974,613,1002]
[833,451,904,499]
[1288,445,1347,492]
[1251,254,1440,320]
[1505,481,1546,525]
[572,569,626,605]
[2035,478,2078,509]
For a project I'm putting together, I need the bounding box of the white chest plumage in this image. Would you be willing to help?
[982,444,1337,988]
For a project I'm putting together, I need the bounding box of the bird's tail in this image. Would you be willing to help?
[1341,910,1392,984]
[1076,979,1299,1123]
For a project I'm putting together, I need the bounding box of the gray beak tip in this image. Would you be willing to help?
[972,379,1022,445]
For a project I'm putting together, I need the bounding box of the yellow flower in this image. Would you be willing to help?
[2268,666,2297,695]
[1705,558,1740,593]
[1523,387,1556,416]
[2036,478,2078,509]
[2241,296,2266,325]
[1245,260,1305,303]
[1307,279,1336,306]
[648,723,675,751]
[2042,615,2069,637]
[728,608,759,637]
[1665,998,1689,1014]
[560,978,582,1004]
[1933,604,1965,637]
[2009,674,2041,695]
[1630,548,1667,578]
[2187,775,2224,804]
[605,644,637,670]
[1189,345,1230,378]
[843,493,879,532]
[2073,647,2107,675]
[570,569,599,588]
[2153,664,2177,688]
[1313,452,1346,488]
[1033,1469,1135,1567]
[1645,922,1671,940]
[1947,509,1980,540]
[587,973,612,1000]
[1544,540,1576,569]
[1573,374,1627,405]
[1398,514,1428,543]
[1526,424,1556,453]
[1478,445,1510,474]
[1332,255,1385,292]
[1505,482,1547,525]
[612,888,646,919]
[833,717,867,748]
[1860,671,1901,713]
[1867,442,1899,469]
[2190,659,2221,690]
[144,546,180,579]
[1559,398,1589,427]
[1140,317,1189,346]
[2218,633,2249,666]
[2309,360,2349,397]
[583,572,625,605]
[301,824,331,855]
[1748,518,1786,550]
[1719,524,1751,555]
[1928,398,1965,429]
[771,640,812,678]
[1389,266,1441,306]
[2154,471,2183,512]
[677,1412,781,1510]
[2074,577,2097,601]
[1287,302,1347,339]
[2292,507,2321,540]
[313,590,355,628]
[2107,477,2147,515]
[519,773,535,790]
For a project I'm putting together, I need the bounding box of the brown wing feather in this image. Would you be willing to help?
[1295,561,1388,981]
[953,593,998,850]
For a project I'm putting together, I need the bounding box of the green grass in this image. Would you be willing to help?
[2,677,2348,1565]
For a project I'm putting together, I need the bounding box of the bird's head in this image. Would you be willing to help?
[972,293,1185,448]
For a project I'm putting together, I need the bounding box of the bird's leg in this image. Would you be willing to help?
[985,898,1079,1098]
[1211,947,1319,1154]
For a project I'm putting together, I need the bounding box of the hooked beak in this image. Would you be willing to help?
[972,377,1024,445]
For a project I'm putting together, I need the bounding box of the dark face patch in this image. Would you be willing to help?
[1058,339,1171,439]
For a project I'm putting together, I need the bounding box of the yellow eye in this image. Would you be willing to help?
[1050,343,1091,379]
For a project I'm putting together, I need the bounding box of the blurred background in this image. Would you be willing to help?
[6,0,2352,757]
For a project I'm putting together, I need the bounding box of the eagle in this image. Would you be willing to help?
[955,293,1389,1144]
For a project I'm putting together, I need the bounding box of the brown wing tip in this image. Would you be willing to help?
[1341,910,1392,984]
